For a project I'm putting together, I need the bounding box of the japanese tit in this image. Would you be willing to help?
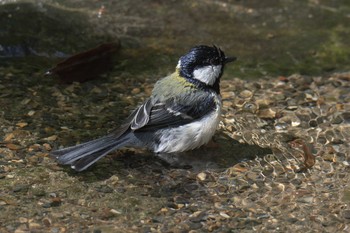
[51,45,236,171]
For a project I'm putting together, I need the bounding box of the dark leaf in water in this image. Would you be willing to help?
[46,42,121,83]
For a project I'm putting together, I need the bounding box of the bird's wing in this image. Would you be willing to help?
[112,98,153,137]
[128,92,218,132]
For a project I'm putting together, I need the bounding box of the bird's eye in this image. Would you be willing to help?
[205,58,212,64]
[208,57,219,65]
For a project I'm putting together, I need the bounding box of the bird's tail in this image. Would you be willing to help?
[50,134,130,171]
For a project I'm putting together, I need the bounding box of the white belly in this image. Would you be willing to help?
[154,98,221,153]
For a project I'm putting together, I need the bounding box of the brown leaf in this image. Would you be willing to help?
[46,42,121,83]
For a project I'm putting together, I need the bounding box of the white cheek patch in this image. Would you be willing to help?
[193,65,222,86]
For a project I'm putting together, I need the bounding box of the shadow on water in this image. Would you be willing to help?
[155,133,272,171]
[67,132,272,182]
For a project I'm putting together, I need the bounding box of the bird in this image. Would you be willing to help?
[51,45,236,171]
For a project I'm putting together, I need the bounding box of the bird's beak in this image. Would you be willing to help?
[224,56,237,64]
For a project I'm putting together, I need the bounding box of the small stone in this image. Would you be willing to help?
[100,208,118,220]
[219,212,230,218]
[18,217,28,223]
[77,199,86,206]
[43,135,57,141]
[110,209,122,215]
[51,212,65,219]
[176,203,185,209]
[16,122,28,128]
[6,174,15,179]
[131,88,141,94]
[43,143,52,151]
[287,105,298,110]
[291,120,301,127]
[221,91,235,99]
[49,193,57,198]
[298,196,314,203]
[27,110,35,116]
[4,133,14,142]
[197,172,207,181]
[28,221,41,230]
[27,144,41,152]
[239,90,253,99]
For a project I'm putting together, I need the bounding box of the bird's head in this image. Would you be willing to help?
[177,45,236,90]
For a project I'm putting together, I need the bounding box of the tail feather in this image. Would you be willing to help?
[71,143,122,171]
[50,134,130,171]
[52,136,116,164]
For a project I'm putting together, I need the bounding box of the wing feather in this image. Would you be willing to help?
[113,91,218,134]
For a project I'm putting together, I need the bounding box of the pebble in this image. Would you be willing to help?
[239,90,253,99]
[297,196,314,204]
[196,172,207,181]
[28,222,41,230]
[18,217,28,223]
[4,132,15,141]
[110,209,122,215]
[16,122,28,128]
[131,88,141,94]
[27,110,35,116]
[219,212,230,219]
[43,135,58,141]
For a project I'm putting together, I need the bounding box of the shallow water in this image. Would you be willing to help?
[1,0,350,79]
